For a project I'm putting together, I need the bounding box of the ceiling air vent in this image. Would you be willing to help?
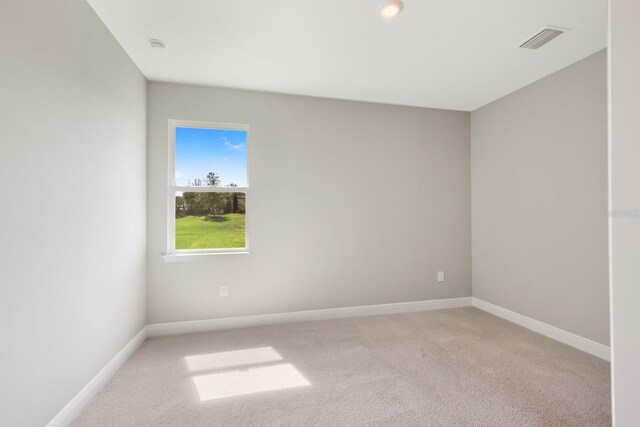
[519,26,569,49]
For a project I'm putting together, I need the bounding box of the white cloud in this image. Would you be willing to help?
[224,140,245,151]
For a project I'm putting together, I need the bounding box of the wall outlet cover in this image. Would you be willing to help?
[220,285,229,297]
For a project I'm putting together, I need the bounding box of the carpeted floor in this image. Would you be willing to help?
[74,308,611,426]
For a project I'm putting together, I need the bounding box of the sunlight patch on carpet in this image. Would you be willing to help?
[185,347,282,372]
[192,363,311,401]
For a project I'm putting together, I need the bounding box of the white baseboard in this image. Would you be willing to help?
[471,297,610,361]
[45,296,609,427]
[53,296,609,426]
[147,297,473,337]
[46,297,469,426]
[46,327,148,427]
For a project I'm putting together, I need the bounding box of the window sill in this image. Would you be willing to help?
[162,252,250,263]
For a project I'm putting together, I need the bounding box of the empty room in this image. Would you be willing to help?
[1,0,639,426]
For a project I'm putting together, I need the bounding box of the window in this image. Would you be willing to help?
[167,120,249,256]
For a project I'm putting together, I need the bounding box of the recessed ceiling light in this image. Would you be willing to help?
[380,0,403,19]
[149,39,166,49]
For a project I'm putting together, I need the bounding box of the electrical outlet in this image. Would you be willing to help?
[437,271,445,282]
[219,285,229,297]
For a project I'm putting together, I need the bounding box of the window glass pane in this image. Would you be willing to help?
[175,127,247,187]
[175,191,246,250]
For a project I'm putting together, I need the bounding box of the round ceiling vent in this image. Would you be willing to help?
[149,39,166,49]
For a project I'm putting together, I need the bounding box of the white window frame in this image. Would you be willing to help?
[165,119,250,259]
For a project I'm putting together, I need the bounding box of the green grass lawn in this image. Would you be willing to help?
[176,214,245,250]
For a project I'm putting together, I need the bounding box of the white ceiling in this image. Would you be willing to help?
[87,0,606,111]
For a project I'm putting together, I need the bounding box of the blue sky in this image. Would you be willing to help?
[175,127,247,187]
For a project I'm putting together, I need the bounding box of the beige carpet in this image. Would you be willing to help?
[74,308,611,426]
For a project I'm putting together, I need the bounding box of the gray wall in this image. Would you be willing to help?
[471,50,608,345]
[147,82,471,324]
[0,1,147,426]
[610,2,640,423]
